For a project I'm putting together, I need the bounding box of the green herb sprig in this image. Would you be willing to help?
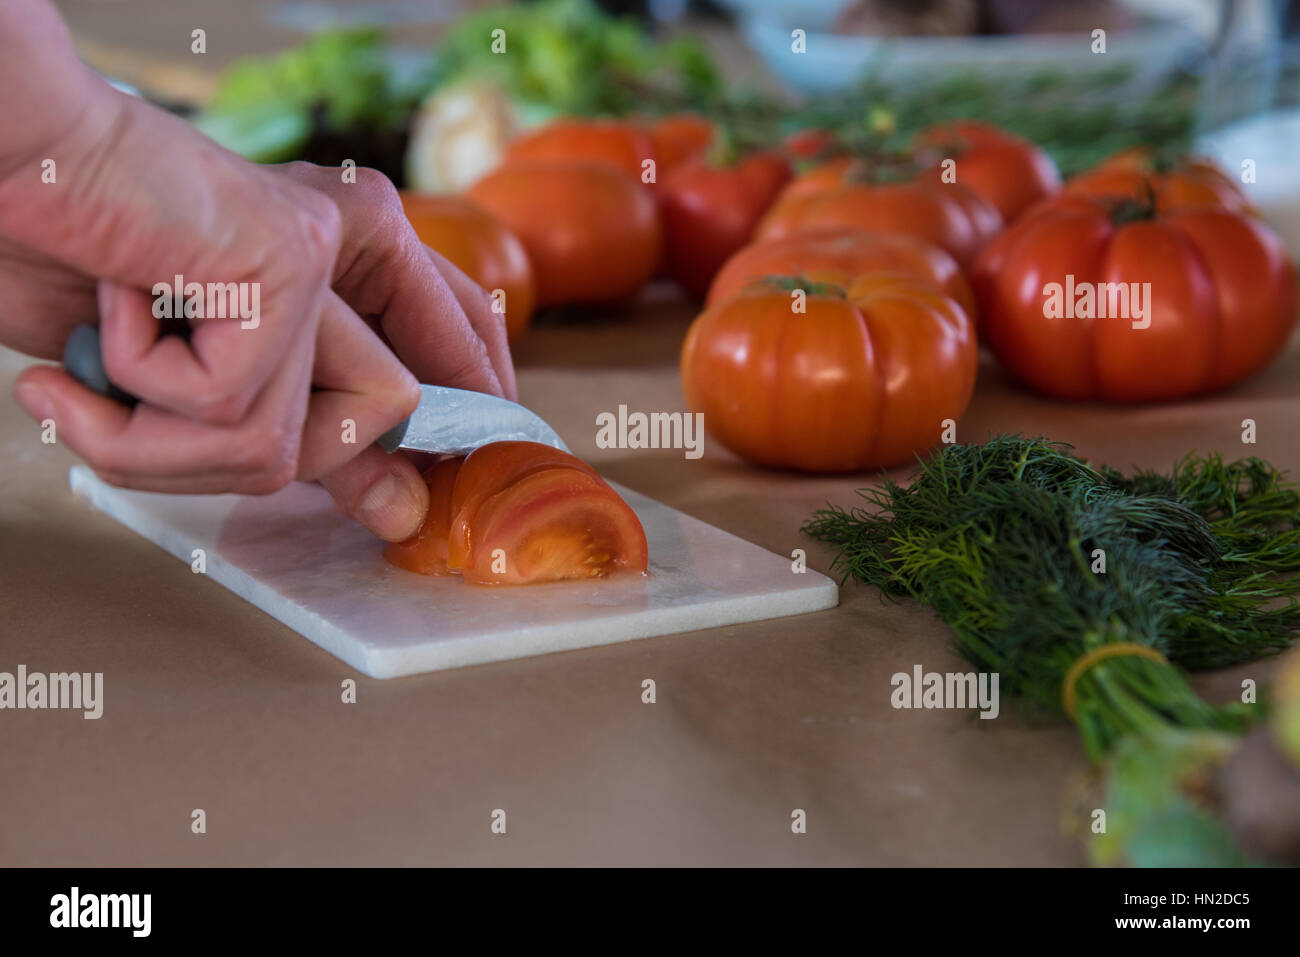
[803,436,1300,760]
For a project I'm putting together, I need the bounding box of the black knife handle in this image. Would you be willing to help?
[65,322,412,451]
[62,324,138,406]
[376,417,409,453]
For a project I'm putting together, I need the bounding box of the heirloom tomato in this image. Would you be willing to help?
[469,160,661,306]
[681,275,977,472]
[647,114,714,175]
[1064,148,1253,214]
[385,442,648,586]
[660,151,792,300]
[913,120,1061,222]
[971,193,1298,401]
[502,118,654,182]
[756,159,1001,267]
[706,227,976,321]
[383,456,465,575]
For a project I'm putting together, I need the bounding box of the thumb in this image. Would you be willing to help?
[318,446,430,543]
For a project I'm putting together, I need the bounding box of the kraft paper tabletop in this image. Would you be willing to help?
[2,289,1296,867]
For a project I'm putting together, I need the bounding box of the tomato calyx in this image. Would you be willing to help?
[1133,148,1185,176]
[841,150,925,186]
[1107,180,1160,225]
[703,119,779,169]
[752,274,847,298]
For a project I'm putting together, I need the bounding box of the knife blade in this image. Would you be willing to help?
[376,384,568,455]
[62,324,567,455]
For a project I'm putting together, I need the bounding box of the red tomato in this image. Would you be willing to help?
[778,156,858,201]
[757,160,1002,267]
[503,118,654,182]
[913,121,1061,223]
[446,441,599,570]
[783,128,840,163]
[398,193,536,342]
[660,151,792,300]
[707,227,976,322]
[383,456,464,575]
[1065,148,1253,214]
[647,114,714,175]
[681,274,977,472]
[971,194,1298,401]
[459,466,647,585]
[384,442,648,586]
[468,160,662,306]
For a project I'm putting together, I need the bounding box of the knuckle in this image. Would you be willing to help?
[245,456,298,495]
[352,166,402,210]
[189,386,254,427]
[233,421,300,480]
[278,160,320,183]
[301,195,343,260]
[280,189,342,272]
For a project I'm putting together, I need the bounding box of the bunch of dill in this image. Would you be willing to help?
[803,436,1300,760]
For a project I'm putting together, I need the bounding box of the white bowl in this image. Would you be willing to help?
[743,15,1203,95]
[1198,108,1300,257]
[713,0,853,33]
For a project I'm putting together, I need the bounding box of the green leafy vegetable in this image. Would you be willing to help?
[803,436,1300,760]
[428,0,719,117]
[787,67,1199,176]
[196,28,419,163]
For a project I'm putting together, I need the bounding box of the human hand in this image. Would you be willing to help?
[0,0,515,541]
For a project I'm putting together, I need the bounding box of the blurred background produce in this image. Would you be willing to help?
[70,1,1292,192]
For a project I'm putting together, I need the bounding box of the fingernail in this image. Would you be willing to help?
[356,471,427,542]
[15,383,55,422]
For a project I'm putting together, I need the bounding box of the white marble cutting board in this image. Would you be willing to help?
[69,466,838,678]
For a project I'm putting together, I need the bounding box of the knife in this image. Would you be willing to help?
[62,324,568,455]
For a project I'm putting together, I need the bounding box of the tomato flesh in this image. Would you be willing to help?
[459,467,648,585]
[446,442,601,570]
[383,441,648,587]
[382,456,464,575]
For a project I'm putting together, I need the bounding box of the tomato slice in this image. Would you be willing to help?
[459,466,649,585]
[383,441,647,587]
[382,456,465,575]
[447,442,601,570]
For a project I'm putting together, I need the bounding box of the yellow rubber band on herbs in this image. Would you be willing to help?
[1062,643,1169,720]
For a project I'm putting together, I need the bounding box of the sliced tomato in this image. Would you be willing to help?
[459,466,648,585]
[384,441,647,586]
[446,441,600,569]
[383,456,465,575]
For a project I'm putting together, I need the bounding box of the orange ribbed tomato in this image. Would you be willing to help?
[706,227,976,321]
[1063,148,1253,214]
[756,159,1002,267]
[503,118,654,182]
[469,160,662,306]
[399,193,536,342]
[681,275,977,472]
[646,113,714,175]
[913,120,1061,223]
[971,193,1298,401]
